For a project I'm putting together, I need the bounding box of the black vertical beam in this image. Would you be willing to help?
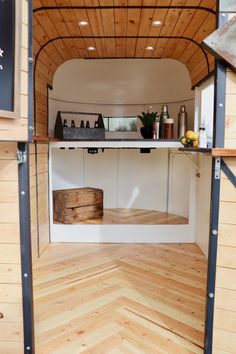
[204,3,227,353]
[18,142,35,354]
[28,0,34,141]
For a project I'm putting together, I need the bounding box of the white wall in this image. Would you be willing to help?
[49,58,195,138]
[195,149,212,256]
[52,59,193,105]
[51,148,174,213]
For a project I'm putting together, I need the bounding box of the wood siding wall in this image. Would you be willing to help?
[0,0,29,141]
[30,142,49,264]
[213,68,236,353]
[0,143,23,354]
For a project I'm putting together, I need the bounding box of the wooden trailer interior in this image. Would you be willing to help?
[0,1,236,354]
[30,2,217,353]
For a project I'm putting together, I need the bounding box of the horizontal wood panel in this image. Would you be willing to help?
[0,224,20,244]
[215,288,236,312]
[0,245,21,265]
[0,203,19,224]
[213,328,236,353]
[0,323,23,342]
[0,284,22,303]
[0,264,21,283]
[216,267,236,291]
[220,178,236,202]
[0,161,18,181]
[0,143,17,160]
[0,182,19,203]
[214,308,236,333]
[217,245,236,269]
[0,342,23,354]
[0,303,23,323]
[219,202,236,225]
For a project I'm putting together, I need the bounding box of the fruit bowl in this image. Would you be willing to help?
[180,130,199,148]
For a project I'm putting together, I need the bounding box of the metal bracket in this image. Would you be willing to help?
[17,149,27,165]
[214,157,221,179]
[181,151,201,176]
[221,159,236,188]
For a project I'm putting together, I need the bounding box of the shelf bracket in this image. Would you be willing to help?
[181,151,201,176]
[221,158,236,187]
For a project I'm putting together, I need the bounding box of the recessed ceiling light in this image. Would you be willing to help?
[145,46,154,50]
[152,20,162,26]
[79,21,89,26]
[87,46,96,51]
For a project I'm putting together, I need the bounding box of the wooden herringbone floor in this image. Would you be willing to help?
[33,243,207,354]
[54,209,188,225]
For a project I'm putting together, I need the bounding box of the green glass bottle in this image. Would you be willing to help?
[159,105,169,139]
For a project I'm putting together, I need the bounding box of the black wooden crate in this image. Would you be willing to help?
[54,111,105,140]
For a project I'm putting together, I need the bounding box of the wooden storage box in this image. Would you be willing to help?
[53,187,103,224]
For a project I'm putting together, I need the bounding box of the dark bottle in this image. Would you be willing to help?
[63,119,67,127]
[159,105,169,139]
[71,120,75,128]
[80,120,85,128]
[94,120,99,128]
[86,120,90,128]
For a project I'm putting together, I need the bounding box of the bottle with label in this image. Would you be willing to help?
[63,119,67,127]
[80,120,85,128]
[159,105,169,139]
[71,120,75,128]
[94,120,99,128]
[178,105,187,139]
[164,118,174,139]
[199,127,207,148]
[86,120,90,128]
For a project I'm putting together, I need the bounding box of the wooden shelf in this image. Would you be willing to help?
[50,140,182,149]
[212,148,236,157]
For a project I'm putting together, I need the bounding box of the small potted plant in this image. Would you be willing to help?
[138,110,159,139]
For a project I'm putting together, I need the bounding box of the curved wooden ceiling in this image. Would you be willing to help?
[33,0,216,136]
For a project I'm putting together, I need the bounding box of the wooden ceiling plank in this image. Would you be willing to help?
[126,0,142,57]
[136,0,158,57]
[33,17,65,68]
[54,2,84,58]
[100,0,116,58]
[172,0,214,61]
[84,0,107,57]
[163,0,200,58]
[114,0,128,57]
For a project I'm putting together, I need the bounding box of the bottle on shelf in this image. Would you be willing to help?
[152,118,159,139]
[164,118,174,139]
[86,120,90,128]
[71,120,75,128]
[198,126,207,148]
[178,105,187,139]
[80,120,85,128]
[94,120,99,128]
[63,119,67,127]
[159,105,169,139]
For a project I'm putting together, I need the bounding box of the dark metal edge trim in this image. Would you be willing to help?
[18,142,35,354]
[221,159,236,188]
[28,0,34,142]
[33,5,216,15]
[191,70,215,90]
[34,36,209,74]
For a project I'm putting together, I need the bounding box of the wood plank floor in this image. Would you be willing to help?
[54,208,189,225]
[33,243,207,354]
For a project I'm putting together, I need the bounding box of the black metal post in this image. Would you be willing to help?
[204,3,227,353]
[18,142,35,354]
